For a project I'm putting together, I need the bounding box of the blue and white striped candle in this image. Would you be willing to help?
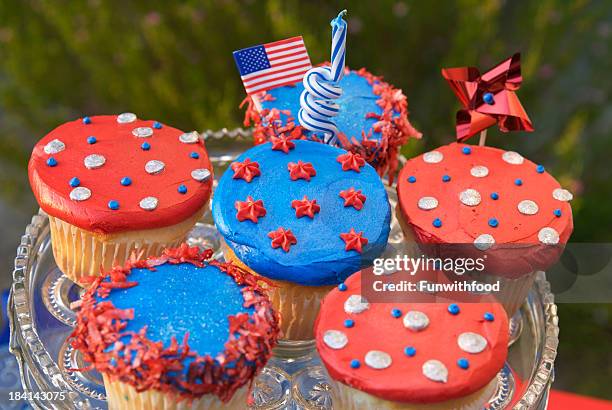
[298,10,348,145]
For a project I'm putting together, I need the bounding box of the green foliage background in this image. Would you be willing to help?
[0,0,610,399]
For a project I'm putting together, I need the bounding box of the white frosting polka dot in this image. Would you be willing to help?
[145,160,165,175]
[139,196,158,211]
[459,189,481,206]
[191,168,211,182]
[43,139,65,154]
[69,187,91,201]
[538,227,560,245]
[502,151,524,165]
[179,131,200,144]
[417,197,438,210]
[84,154,106,169]
[132,126,153,138]
[344,294,370,314]
[323,330,348,349]
[423,151,443,164]
[422,360,448,383]
[470,166,489,178]
[474,234,495,251]
[403,311,429,331]
[518,199,539,215]
[457,332,488,354]
[552,188,573,202]
[117,112,137,124]
[364,350,392,370]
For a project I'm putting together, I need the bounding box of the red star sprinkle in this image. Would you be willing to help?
[231,158,261,183]
[337,152,366,172]
[340,228,368,253]
[287,160,316,181]
[270,134,296,154]
[339,188,367,210]
[291,196,321,219]
[235,196,267,223]
[268,227,297,252]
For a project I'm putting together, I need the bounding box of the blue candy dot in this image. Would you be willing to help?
[448,303,460,315]
[554,209,562,217]
[69,177,80,187]
[490,192,499,200]
[488,218,499,228]
[350,359,361,369]
[82,116,91,124]
[120,177,132,186]
[536,165,545,174]
[457,358,470,369]
[391,308,402,318]
[344,319,354,328]
[141,142,151,151]
[462,146,472,155]
[152,121,163,129]
[46,157,57,167]
[404,346,416,357]
[87,136,97,144]
[484,312,495,322]
[408,176,416,183]
[515,178,523,186]
[442,174,451,182]
[483,92,495,105]
[178,184,188,194]
[108,200,119,210]
[190,151,200,159]
[432,218,442,228]
[338,283,347,291]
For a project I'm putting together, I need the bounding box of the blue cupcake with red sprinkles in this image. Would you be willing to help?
[69,244,280,409]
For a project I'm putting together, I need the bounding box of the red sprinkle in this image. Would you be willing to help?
[235,196,267,223]
[267,227,297,252]
[291,196,321,219]
[339,188,367,210]
[270,134,296,154]
[231,158,261,183]
[340,228,368,253]
[287,160,316,181]
[337,152,366,172]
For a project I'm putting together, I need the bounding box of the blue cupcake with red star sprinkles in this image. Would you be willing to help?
[212,139,391,340]
[28,114,213,285]
[70,244,279,409]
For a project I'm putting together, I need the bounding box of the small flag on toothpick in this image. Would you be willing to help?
[233,36,312,95]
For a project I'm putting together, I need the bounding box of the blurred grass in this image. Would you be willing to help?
[0,0,610,399]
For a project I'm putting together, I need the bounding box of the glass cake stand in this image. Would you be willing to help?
[8,128,558,409]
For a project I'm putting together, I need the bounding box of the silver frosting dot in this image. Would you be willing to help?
[423,150,443,164]
[117,112,137,124]
[84,154,106,169]
[364,350,392,370]
[552,188,573,202]
[518,200,539,215]
[179,131,200,144]
[459,189,481,206]
[323,330,348,350]
[538,227,560,245]
[132,126,153,138]
[139,196,158,211]
[422,360,448,383]
[418,196,438,210]
[502,151,524,165]
[69,187,91,201]
[457,332,488,354]
[403,311,430,331]
[474,234,495,251]
[145,160,165,175]
[344,295,370,314]
[470,165,489,178]
[44,139,65,154]
[191,168,211,182]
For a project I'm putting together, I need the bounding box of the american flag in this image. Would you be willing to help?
[233,36,312,95]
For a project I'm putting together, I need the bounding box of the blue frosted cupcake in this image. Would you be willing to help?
[212,139,391,339]
[70,244,280,409]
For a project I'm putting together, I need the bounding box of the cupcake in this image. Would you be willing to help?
[396,142,573,315]
[212,140,390,340]
[28,114,213,285]
[315,271,509,410]
[69,244,280,409]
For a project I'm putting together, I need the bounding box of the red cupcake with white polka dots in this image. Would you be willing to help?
[28,114,213,285]
[315,271,509,409]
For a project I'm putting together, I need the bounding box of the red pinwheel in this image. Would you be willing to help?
[442,53,533,142]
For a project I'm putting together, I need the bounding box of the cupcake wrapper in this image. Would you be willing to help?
[49,212,201,286]
[103,374,249,410]
[332,378,497,410]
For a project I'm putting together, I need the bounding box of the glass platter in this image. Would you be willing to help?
[8,128,558,409]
